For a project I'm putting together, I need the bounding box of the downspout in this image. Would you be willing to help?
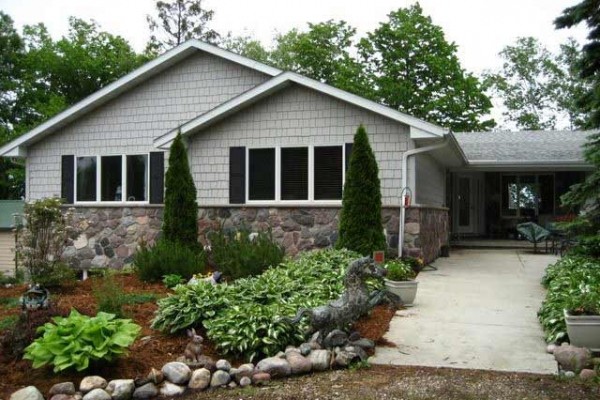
[398,136,451,257]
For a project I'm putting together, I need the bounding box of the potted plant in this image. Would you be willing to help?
[383,259,418,306]
[564,287,600,351]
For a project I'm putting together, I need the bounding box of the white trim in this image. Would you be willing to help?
[154,72,448,149]
[0,39,281,157]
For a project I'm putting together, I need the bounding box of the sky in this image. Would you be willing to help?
[0,0,589,75]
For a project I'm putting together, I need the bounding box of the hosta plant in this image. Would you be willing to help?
[24,309,141,372]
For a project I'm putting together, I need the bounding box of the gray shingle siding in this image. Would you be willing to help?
[188,83,409,206]
[415,154,446,207]
[26,52,270,199]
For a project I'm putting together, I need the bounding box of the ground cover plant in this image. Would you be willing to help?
[538,255,600,343]
[134,240,207,282]
[152,249,363,360]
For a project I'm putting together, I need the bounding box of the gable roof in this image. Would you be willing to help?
[454,130,595,168]
[153,71,448,149]
[0,40,281,157]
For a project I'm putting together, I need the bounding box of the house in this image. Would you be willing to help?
[0,200,23,276]
[0,40,592,269]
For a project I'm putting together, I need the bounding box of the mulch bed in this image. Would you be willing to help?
[0,275,397,398]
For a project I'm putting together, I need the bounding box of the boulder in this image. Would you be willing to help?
[554,344,592,373]
[251,372,271,385]
[162,362,192,384]
[216,359,231,372]
[299,343,312,356]
[210,370,231,387]
[309,349,332,371]
[255,356,292,378]
[231,363,254,383]
[196,355,216,372]
[80,377,108,393]
[286,351,312,375]
[132,383,158,400]
[82,389,111,400]
[188,369,211,390]
[105,380,134,400]
[335,350,360,367]
[239,377,252,387]
[158,382,185,397]
[10,386,44,400]
[579,369,597,380]
[350,338,375,351]
[344,345,368,361]
[50,395,78,400]
[50,383,76,396]
[146,368,163,384]
[324,329,348,348]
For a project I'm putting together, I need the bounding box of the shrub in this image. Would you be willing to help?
[24,309,141,372]
[93,272,127,317]
[538,256,600,343]
[568,235,600,259]
[163,132,199,249]
[134,240,206,282]
[336,125,386,256]
[384,260,416,281]
[152,249,361,360]
[16,198,80,287]
[0,269,24,285]
[163,274,184,288]
[208,227,285,279]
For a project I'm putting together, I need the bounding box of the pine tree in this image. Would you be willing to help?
[163,132,199,248]
[336,124,386,255]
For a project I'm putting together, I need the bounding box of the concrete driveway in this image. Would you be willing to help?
[371,248,558,374]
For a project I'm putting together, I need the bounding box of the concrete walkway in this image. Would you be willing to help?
[371,249,558,374]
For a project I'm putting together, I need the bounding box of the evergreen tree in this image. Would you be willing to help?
[163,132,199,248]
[336,125,386,255]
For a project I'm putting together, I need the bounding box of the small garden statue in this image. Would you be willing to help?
[20,284,50,310]
[183,328,204,362]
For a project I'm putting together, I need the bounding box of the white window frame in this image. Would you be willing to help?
[245,145,347,205]
[74,153,150,205]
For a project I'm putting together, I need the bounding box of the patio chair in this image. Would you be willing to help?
[516,222,551,253]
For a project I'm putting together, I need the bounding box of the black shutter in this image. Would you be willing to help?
[229,147,246,204]
[314,146,343,200]
[345,143,353,173]
[149,152,164,204]
[281,147,308,200]
[61,155,74,203]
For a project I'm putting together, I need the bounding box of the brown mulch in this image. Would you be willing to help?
[0,275,399,398]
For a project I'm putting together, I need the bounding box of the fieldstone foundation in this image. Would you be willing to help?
[62,205,448,268]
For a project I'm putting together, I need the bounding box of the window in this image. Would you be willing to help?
[246,145,347,202]
[502,174,554,217]
[75,154,149,203]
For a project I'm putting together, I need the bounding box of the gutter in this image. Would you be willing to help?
[398,136,451,257]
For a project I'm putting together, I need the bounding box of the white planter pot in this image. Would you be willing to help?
[564,309,600,351]
[384,279,418,307]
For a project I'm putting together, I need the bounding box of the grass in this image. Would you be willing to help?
[0,297,20,309]
[121,293,158,305]
[0,315,18,331]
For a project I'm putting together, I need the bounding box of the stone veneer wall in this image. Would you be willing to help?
[62,205,448,269]
[403,206,450,264]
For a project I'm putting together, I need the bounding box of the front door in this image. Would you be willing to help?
[456,174,476,234]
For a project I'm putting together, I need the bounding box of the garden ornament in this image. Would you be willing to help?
[280,256,399,345]
[183,328,204,362]
[20,284,50,310]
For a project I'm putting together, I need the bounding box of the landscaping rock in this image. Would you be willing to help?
[309,349,332,371]
[82,389,111,400]
[335,350,360,367]
[324,329,348,348]
[227,381,238,389]
[50,395,78,400]
[579,369,597,380]
[216,359,231,372]
[195,355,216,372]
[159,382,185,397]
[188,369,211,390]
[80,377,108,393]
[553,344,592,373]
[344,345,368,361]
[284,346,300,356]
[231,363,254,383]
[350,338,375,351]
[251,372,271,385]
[286,351,312,374]
[348,331,361,342]
[132,383,158,400]
[105,379,134,400]
[146,368,163,384]
[256,356,292,378]
[50,382,76,396]
[239,377,252,387]
[10,386,44,400]
[210,370,231,387]
[564,371,576,378]
[299,343,312,356]
[162,362,192,384]
[546,344,557,354]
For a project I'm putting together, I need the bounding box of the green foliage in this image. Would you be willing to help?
[538,256,600,343]
[163,133,199,249]
[93,273,127,317]
[146,0,219,55]
[348,359,371,371]
[358,4,494,131]
[133,240,206,282]
[0,315,17,331]
[337,125,386,256]
[0,269,24,285]
[24,309,141,372]
[152,249,360,360]
[208,226,285,279]
[484,37,590,130]
[163,274,184,288]
[384,260,416,281]
[0,297,20,308]
[16,198,79,287]
[568,235,600,259]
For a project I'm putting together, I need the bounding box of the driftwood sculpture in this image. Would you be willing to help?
[281,256,397,344]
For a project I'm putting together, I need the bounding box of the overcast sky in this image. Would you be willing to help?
[0,0,589,75]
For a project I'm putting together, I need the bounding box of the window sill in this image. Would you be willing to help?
[64,202,161,208]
